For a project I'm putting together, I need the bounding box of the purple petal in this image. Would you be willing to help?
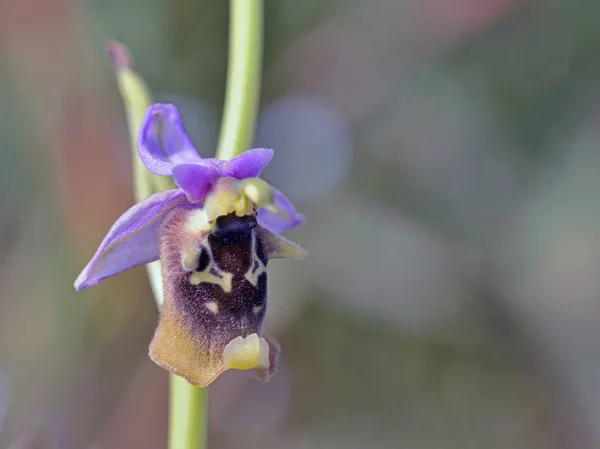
[74,189,187,291]
[138,104,202,176]
[222,148,274,179]
[172,163,220,202]
[257,187,306,233]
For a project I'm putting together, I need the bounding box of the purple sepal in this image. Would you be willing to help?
[172,164,220,202]
[257,187,306,233]
[74,189,187,291]
[222,148,274,179]
[138,104,202,176]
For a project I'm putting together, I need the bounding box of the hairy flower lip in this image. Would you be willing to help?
[149,208,304,387]
[149,333,277,388]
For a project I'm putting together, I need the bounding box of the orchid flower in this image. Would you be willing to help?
[74,104,306,387]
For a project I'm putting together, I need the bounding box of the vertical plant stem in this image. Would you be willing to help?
[216,0,264,160]
[169,376,209,449]
[111,0,263,445]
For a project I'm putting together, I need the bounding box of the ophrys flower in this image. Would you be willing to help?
[75,104,306,386]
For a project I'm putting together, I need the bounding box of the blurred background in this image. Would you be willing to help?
[2,0,600,447]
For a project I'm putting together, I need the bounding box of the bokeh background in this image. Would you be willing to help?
[2,0,600,447]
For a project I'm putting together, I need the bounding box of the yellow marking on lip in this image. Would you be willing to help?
[190,268,233,293]
[181,244,200,272]
[253,305,262,314]
[205,301,219,313]
[189,243,233,293]
[244,232,267,287]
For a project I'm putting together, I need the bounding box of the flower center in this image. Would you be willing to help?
[204,177,276,222]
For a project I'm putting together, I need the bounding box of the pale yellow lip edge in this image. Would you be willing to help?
[223,333,270,371]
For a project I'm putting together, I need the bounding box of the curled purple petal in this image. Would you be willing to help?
[172,163,220,202]
[74,189,187,291]
[257,187,306,233]
[222,148,274,179]
[138,104,202,176]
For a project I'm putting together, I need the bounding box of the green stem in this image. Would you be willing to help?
[216,0,264,160]
[169,375,209,449]
[111,0,263,444]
